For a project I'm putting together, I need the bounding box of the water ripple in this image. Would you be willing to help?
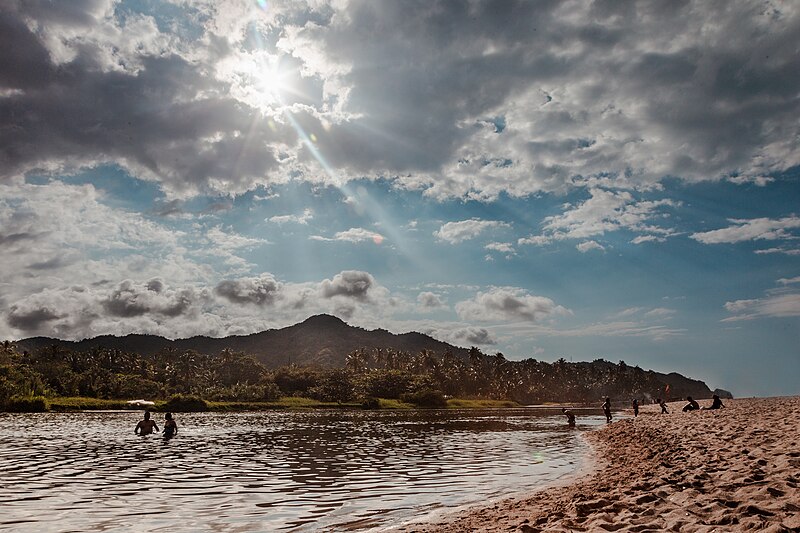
[0,408,605,531]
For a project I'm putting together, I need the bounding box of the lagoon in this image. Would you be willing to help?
[0,408,606,532]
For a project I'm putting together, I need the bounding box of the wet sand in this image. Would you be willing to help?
[404,397,800,532]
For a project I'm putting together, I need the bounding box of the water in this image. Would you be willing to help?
[0,408,605,532]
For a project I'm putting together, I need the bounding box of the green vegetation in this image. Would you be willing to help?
[0,339,682,412]
[6,396,49,412]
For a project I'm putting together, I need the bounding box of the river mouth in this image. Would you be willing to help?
[0,408,606,531]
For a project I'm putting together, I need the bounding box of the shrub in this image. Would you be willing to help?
[7,395,50,412]
[163,394,208,412]
[400,389,447,408]
[361,396,380,410]
[360,370,414,399]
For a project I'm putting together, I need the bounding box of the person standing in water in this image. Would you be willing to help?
[602,397,612,423]
[562,407,576,427]
[163,412,178,438]
[135,410,159,435]
[632,398,639,417]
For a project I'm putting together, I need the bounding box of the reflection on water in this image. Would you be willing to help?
[0,409,605,532]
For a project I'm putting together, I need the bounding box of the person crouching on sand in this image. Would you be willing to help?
[659,398,669,414]
[682,396,700,412]
[562,408,576,427]
[135,410,159,435]
[602,397,612,423]
[705,394,725,410]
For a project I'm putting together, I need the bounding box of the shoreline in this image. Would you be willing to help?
[402,397,800,532]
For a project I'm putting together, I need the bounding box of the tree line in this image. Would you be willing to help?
[1,340,672,407]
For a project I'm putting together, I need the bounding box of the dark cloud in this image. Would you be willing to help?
[320,271,374,301]
[214,275,281,306]
[2,0,799,198]
[102,280,199,317]
[7,305,63,331]
[0,232,40,246]
[451,327,496,346]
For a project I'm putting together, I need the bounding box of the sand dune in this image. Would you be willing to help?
[404,397,800,532]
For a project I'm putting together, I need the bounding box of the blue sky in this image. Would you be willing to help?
[1,0,798,397]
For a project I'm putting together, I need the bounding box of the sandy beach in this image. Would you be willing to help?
[404,397,800,532]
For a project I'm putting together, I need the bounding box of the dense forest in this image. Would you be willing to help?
[0,340,716,409]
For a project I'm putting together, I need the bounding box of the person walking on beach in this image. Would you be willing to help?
[682,396,700,412]
[562,408,576,427]
[163,412,178,438]
[602,397,612,423]
[632,398,639,417]
[135,410,159,435]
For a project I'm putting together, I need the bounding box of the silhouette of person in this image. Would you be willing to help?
[682,396,700,412]
[163,412,178,438]
[659,398,669,414]
[602,397,612,423]
[706,394,725,410]
[135,410,159,435]
[632,398,639,417]
[562,407,576,427]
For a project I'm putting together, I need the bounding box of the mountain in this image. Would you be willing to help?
[12,314,726,400]
[14,314,469,368]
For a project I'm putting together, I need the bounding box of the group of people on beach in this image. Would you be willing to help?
[561,394,725,426]
[134,410,178,438]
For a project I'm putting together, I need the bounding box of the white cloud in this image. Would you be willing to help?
[690,216,800,244]
[268,208,314,225]
[754,247,800,256]
[434,219,510,244]
[576,240,604,253]
[2,1,800,200]
[777,276,800,285]
[519,188,676,246]
[485,242,516,254]
[455,287,570,323]
[417,291,446,309]
[723,293,800,321]
[310,227,384,244]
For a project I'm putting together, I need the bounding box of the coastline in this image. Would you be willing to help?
[402,397,800,532]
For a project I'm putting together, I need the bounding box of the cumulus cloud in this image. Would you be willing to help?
[519,188,676,246]
[455,287,570,323]
[417,291,445,309]
[319,270,375,301]
[434,219,510,244]
[3,270,397,339]
[1,1,799,200]
[214,274,282,306]
[449,326,497,346]
[691,216,800,244]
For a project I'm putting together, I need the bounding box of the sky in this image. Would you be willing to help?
[1,0,798,397]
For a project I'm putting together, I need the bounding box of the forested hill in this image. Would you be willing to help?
[10,314,730,402]
[14,314,469,368]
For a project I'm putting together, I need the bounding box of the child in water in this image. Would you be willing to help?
[163,412,178,438]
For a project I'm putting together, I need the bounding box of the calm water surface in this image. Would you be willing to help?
[0,408,606,532]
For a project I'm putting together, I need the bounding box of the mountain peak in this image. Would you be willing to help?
[299,314,348,327]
